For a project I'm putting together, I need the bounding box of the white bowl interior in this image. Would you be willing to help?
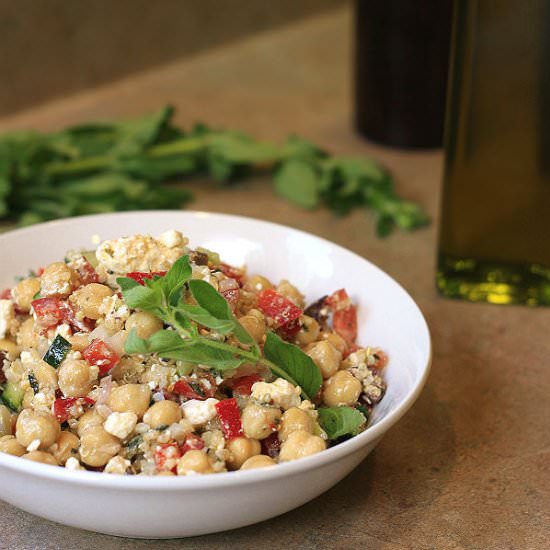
[0,211,431,537]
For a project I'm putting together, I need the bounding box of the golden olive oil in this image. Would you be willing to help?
[438,0,550,305]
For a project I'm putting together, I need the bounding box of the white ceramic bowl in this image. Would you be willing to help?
[0,211,431,538]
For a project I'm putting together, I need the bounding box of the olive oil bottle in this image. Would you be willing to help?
[437,0,550,305]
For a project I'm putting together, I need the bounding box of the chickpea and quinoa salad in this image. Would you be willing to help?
[0,230,387,475]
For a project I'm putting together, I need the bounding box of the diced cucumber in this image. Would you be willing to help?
[1,381,24,412]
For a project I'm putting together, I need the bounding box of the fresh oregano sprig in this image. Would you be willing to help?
[118,255,322,400]
[0,107,428,236]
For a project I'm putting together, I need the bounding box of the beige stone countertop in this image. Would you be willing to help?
[0,6,548,550]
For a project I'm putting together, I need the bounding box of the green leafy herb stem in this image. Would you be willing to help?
[119,255,322,400]
[0,107,428,236]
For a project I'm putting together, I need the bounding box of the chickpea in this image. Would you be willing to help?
[276,280,305,308]
[323,370,362,407]
[32,361,58,389]
[12,277,41,312]
[77,410,104,437]
[226,437,261,470]
[125,312,163,339]
[22,389,35,409]
[307,340,342,379]
[51,431,80,465]
[241,403,282,440]
[278,407,313,442]
[70,283,113,320]
[22,451,58,465]
[0,435,26,456]
[322,332,348,356]
[0,405,13,437]
[157,470,176,476]
[58,359,96,398]
[238,313,266,344]
[295,315,320,346]
[79,425,121,467]
[176,450,214,475]
[244,275,273,293]
[143,400,182,429]
[108,384,151,418]
[17,317,37,349]
[15,409,60,449]
[68,333,91,352]
[40,262,78,297]
[279,430,326,462]
[0,338,19,359]
[240,455,276,470]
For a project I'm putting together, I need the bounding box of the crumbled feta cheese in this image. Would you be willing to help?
[157,229,185,249]
[342,347,377,370]
[191,264,218,289]
[0,300,15,339]
[26,439,41,452]
[251,378,301,411]
[104,456,131,475]
[98,294,130,332]
[65,457,84,471]
[31,389,56,412]
[182,398,219,426]
[95,231,188,275]
[103,412,138,439]
[140,362,177,390]
[53,323,72,342]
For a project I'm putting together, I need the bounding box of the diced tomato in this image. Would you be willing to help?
[257,289,303,334]
[181,433,205,454]
[219,263,245,284]
[154,442,182,472]
[333,308,358,344]
[159,388,180,402]
[215,398,243,440]
[31,297,94,333]
[53,396,94,423]
[222,289,239,311]
[261,432,280,458]
[219,278,240,311]
[372,349,389,370]
[172,376,216,401]
[62,302,95,333]
[326,289,357,344]
[172,379,205,400]
[82,339,120,376]
[31,297,67,329]
[0,357,6,384]
[229,374,262,396]
[76,257,99,285]
[277,317,301,339]
[126,271,166,286]
[0,289,11,299]
[325,289,352,309]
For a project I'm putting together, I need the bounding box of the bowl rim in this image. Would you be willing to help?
[0,210,432,490]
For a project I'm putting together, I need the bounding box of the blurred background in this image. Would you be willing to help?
[0,0,341,115]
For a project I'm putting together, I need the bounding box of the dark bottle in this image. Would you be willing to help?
[437,1,550,306]
[354,0,453,149]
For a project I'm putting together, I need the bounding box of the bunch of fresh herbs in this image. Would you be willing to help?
[0,106,428,236]
[120,255,366,439]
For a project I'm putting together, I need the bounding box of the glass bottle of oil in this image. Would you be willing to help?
[437,0,550,306]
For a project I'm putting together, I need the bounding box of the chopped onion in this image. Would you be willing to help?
[90,326,127,357]
[219,278,239,292]
[96,375,113,406]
